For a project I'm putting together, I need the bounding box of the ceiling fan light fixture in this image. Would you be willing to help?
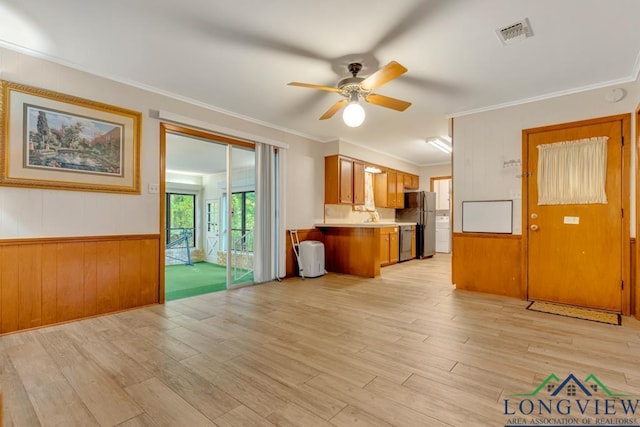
[342,92,365,127]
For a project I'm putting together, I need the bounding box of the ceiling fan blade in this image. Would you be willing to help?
[288,82,341,92]
[360,61,408,91]
[320,99,348,120]
[365,93,412,111]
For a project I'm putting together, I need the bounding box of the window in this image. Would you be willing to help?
[230,191,255,252]
[166,193,196,247]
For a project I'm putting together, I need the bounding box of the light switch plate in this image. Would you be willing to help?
[148,183,160,194]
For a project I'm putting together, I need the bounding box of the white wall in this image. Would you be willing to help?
[0,47,324,238]
[453,81,639,235]
[419,163,452,192]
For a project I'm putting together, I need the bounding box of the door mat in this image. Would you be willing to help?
[526,301,620,326]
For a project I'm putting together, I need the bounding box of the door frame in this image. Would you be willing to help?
[521,114,631,315]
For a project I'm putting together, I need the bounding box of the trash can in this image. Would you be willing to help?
[298,241,325,278]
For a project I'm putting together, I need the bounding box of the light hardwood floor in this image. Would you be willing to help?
[1,254,640,426]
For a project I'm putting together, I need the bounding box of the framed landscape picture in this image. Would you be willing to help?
[0,80,141,193]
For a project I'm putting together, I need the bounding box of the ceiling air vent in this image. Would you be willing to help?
[496,18,533,45]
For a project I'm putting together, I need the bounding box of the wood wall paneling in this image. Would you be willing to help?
[56,243,86,323]
[140,239,160,305]
[1,246,20,333]
[452,233,523,299]
[0,235,160,335]
[120,240,142,310]
[97,241,121,315]
[41,243,58,326]
[18,244,43,330]
[83,242,98,317]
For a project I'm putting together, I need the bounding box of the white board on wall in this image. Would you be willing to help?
[462,200,513,234]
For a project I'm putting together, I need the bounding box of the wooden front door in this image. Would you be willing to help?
[525,116,626,312]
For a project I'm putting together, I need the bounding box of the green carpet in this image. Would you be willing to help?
[165,262,253,301]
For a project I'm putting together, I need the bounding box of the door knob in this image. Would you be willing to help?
[530,224,539,231]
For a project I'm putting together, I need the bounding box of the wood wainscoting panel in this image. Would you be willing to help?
[1,245,20,333]
[41,243,58,326]
[140,239,160,306]
[18,244,43,330]
[120,239,142,310]
[57,243,87,323]
[83,242,98,318]
[452,232,523,299]
[0,234,160,335]
[285,229,325,278]
[97,240,121,315]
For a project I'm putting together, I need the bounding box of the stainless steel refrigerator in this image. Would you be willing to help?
[395,191,436,258]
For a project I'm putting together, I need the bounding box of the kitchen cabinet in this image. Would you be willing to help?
[395,172,405,208]
[326,154,416,207]
[380,226,399,267]
[389,231,399,263]
[325,155,365,205]
[379,232,390,266]
[353,160,365,205]
[406,174,419,190]
[374,170,405,208]
[339,157,353,203]
[388,170,397,207]
[374,172,388,207]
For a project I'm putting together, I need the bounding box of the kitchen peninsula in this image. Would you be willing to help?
[315,222,416,278]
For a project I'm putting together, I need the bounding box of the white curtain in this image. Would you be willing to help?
[364,172,376,211]
[537,136,608,205]
[253,143,284,282]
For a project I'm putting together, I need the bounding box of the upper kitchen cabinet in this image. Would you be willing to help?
[325,155,365,205]
[374,169,405,208]
[353,160,365,205]
[395,172,405,208]
[374,172,389,207]
[404,173,419,190]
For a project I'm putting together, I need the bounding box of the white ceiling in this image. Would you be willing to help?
[2,0,640,166]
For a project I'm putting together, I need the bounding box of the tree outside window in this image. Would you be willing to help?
[166,193,196,247]
[230,191,254,252]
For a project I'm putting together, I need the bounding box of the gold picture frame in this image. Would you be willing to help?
[0,80,141,194]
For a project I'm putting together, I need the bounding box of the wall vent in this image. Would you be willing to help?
[496,18,533,45]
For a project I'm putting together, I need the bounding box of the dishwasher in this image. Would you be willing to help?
[399,225,413,262]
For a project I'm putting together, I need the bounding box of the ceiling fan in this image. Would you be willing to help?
[288,61,412,127]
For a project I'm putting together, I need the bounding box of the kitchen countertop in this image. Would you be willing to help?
[315,222,416,228]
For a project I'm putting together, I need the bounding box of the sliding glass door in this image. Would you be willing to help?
[227,145,255,288]
[162,125,256,300]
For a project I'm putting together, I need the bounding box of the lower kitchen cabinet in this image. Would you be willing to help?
[380,226,399,267]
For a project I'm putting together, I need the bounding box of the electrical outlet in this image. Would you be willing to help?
[148,183,160,194]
